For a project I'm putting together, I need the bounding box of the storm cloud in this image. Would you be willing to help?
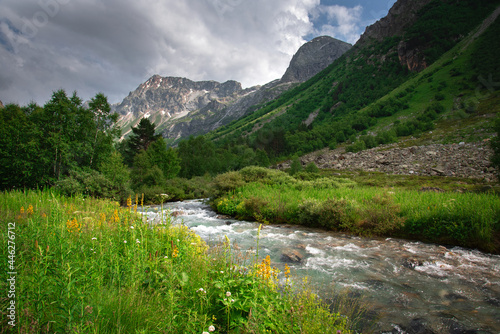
[0,0,394,105]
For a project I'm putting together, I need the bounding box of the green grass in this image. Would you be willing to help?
[0,189,358,333]
[213,167,500,253]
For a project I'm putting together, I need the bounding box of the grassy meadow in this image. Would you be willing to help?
[0,189,358,333]
[213,167,500,253]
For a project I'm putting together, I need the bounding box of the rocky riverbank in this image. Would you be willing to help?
[277,141,497,182]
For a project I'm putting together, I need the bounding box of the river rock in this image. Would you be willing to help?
[406,318,436,334]
[170,211,185,217]
[280,249,304,263]
[402,258,424,269]
[442,318,481,334]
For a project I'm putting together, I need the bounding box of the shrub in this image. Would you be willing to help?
[238,166,295,185]
[238,166,273,182]
[346,140,366,153]
[134,185,167,204]
[297,198,358,229]
[294,171,321,181]
[214,171,246,194]
[357,193,405,235]
[305,162,320,174]
[289,156,303,175]
[319,198,359,230]
[241,196,270,222]
[55,169,119,199]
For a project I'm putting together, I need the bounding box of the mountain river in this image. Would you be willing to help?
[142,199,500,333]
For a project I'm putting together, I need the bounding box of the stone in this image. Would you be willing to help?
[402,258,424,269]
[280,249,304,263]
[170,211,185,217]
[407,318,436,334]
[432,168,445,176]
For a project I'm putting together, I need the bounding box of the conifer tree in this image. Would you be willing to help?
[124,118,161,166]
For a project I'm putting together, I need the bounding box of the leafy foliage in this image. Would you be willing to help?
[0,90,119,190]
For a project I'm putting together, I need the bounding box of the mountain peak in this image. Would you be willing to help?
[356,0,432,47]
[280,36,352,84]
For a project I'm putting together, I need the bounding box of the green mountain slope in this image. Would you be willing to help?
[204,0,500,161]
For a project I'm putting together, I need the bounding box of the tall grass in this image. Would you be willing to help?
[0,189,357,333]
[214,173,500,253]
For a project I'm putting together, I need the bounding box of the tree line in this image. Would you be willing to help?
[0,90,274,202]
[0,90,181,201]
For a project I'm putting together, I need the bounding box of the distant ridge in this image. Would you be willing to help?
[281,36,351,83]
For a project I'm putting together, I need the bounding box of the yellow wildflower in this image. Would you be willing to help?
[66,218,80,233]
[284,263,291,279]
[112,209,120,223]
[27,205,34,215]
[98,213,106,226]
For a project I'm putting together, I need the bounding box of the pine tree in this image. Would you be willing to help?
[124,118,161,166]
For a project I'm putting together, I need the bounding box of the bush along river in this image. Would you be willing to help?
[141,199,500,334]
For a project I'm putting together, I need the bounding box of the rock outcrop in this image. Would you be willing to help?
[114,75,252,139]
[356,0,433,72]
[277,142,496,182]
[357,0,432,46]
[280,36,351,84]
[0,100,4,108]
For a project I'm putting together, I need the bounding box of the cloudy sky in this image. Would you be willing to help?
[0,0,396,106]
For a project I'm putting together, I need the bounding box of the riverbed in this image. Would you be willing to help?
[142,199,500,333]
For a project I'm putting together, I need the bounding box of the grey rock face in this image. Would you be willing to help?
[357,0,432,46]
[280,36,351,84]
[356,0,433,72]
[113,75,247,138]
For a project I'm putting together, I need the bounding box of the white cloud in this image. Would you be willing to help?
[312,4,364,44]
[0,0,367,106]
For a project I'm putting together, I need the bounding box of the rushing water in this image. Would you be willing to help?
[142,200,500,334]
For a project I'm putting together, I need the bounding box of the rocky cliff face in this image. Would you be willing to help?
[162,80,297,141]
[356,0,432,72]
[0,100,3,108]
[280,36,351,83]
[114,75,252,139]
[357,0,432,45]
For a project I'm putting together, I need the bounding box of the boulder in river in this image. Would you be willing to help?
[170,211,185,217]
[280,249,304,263]
[402,258,424,269]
